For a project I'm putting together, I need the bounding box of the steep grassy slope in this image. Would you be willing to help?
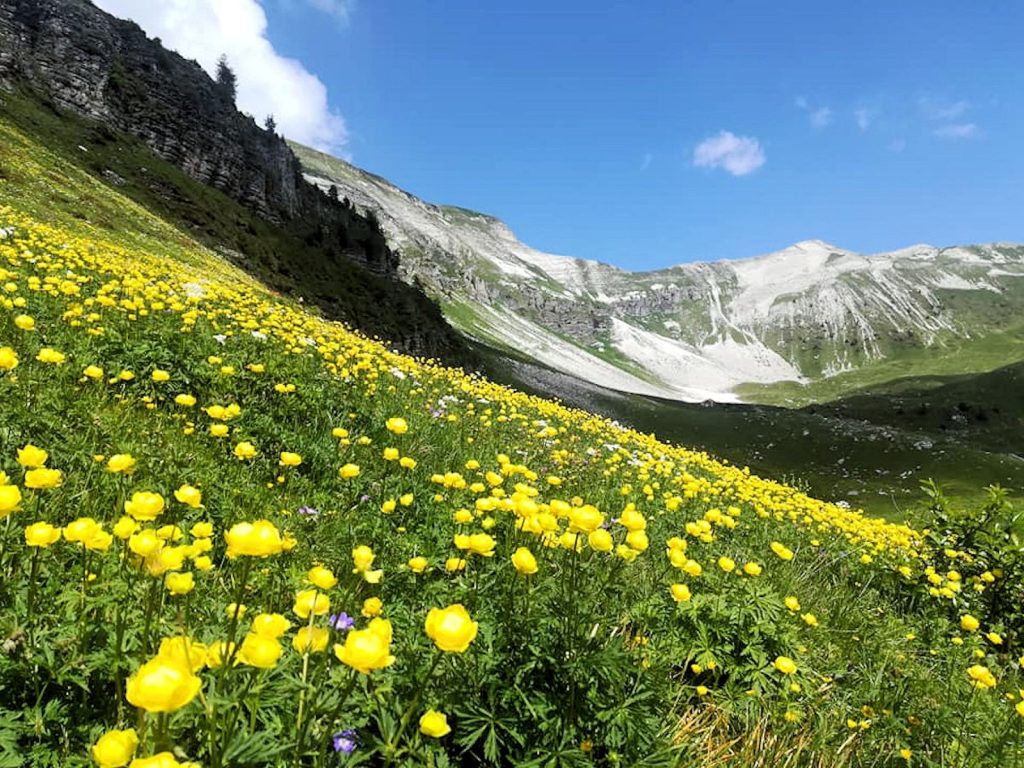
[483,347,1024,518]
[2,101,1024,768]
[0,90,469,362]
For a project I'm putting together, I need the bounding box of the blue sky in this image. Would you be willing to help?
[104,1,1024,270]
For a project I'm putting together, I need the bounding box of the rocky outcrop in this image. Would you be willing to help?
[0,0,396,277]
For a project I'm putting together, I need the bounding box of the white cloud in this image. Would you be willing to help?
[854,107,874,131]
[795,97,832,129]
[93,0,349,153]
[693,131,765,176]
[919,97,969,121]
[810,106,833,129]
[305,0,353,22]
[933,123,980,139]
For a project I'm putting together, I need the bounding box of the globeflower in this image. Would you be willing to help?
[83,364,104,380]
[0,484,23,515]
[224,520,284,558]
[568,505,603,533]
[511,546,538,575]
[587,529,613,552]
[770,541,794,561]
[352,545,375,573]
[717,556,736,573]
[125,657,202,712]
[107,454,137,474]
[0,346,19,371]
[425,604,478,653]
[960,614,980,632]
[407,556,428,573]
[174,485,203,508]
[293,626,329,653]
[237,633,283,669]
[385,417,408,435]
[24,467,62,489]
[774,656,797,675]
[164,572,195,596]
[125,492,165,522]
[338,463,360,479]
[233,441,257,460]
[279,451,302,467]
[25,521,60,547]
[308,565,338,590]
[16,444,48,468]
[333,618,395,673]
[63,517,100,544]
[419,710,451,738]
[293,589,330,619]
[90,728,139,768]
[35,347,65,364]
[13,314,34,331]
[967,664,997,689]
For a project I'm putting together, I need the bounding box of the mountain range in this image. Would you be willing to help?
[293,142,1024,406]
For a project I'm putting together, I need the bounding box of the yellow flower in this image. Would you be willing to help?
[13,314,34,331]
[568,505,604,533]
[987,631,1004,646]
[91,728,139,767]
[164,572,195,596]
[292,626,330,654]
[399,456,417,470]
[352,545,375,573]
[128,752,184,768]
[467,532,496,557]
[425,604,478,653]
[386,417,408,434]
[770,541,794,561]
[967,664,997,689]
[1016,700,1024,718]
[383,447,399,461]
[107,454,137,474]
[801,613,819,628]
[670,583,692,603]
[308,565,338,590]
[36,347,66,364]
[587,529,613,552]
[174,485,203,508]
[24,521,60,547]
[113,516,139,539]
[293,589,330,619]
[151,369,170,382]
[233,441,257,460]
[742,561,762,577]
[174,394,196,407]
[279,451,302,467]
[773,656,797,675]
[511,546,538,575]
[83,364,104,380]
[16,444,48,468]
[224,520,284,558]
[128,529,163,557]
[362,597,383,617]
[446,557,467,572]
[190,521,213,538]
[717,556,736,573]
[625,530,649,552]
[237,633,283,669]
[682,559,703,578]
[63,517,100,544]
[125,657,202,712]
[125,492,165,522]
[407,556,429,573]
[338,463,360,479]
[226,603,247,620]
[695,685,709,696]
[0,346,18,371]
[157,636,208,673]
[24,467,62,489]
[209,424,229,438]
[333,618,395,673]
[419,710,451,738]
[0,484,22,515]
[785,596,801,611]
[960,614,980,632]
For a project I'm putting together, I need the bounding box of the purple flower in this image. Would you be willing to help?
[329,612,355,631]
[332,729,357,754]
[297,506,320,518]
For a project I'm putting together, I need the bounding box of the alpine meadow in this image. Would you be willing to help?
[1,1,1023,767]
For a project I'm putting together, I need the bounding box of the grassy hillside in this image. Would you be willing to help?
[1,105,1024,768]
[0,90,469,363]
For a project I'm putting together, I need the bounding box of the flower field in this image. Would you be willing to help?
[0,120,1023,767]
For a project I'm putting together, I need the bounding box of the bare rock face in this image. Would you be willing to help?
[0,0,396,278]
